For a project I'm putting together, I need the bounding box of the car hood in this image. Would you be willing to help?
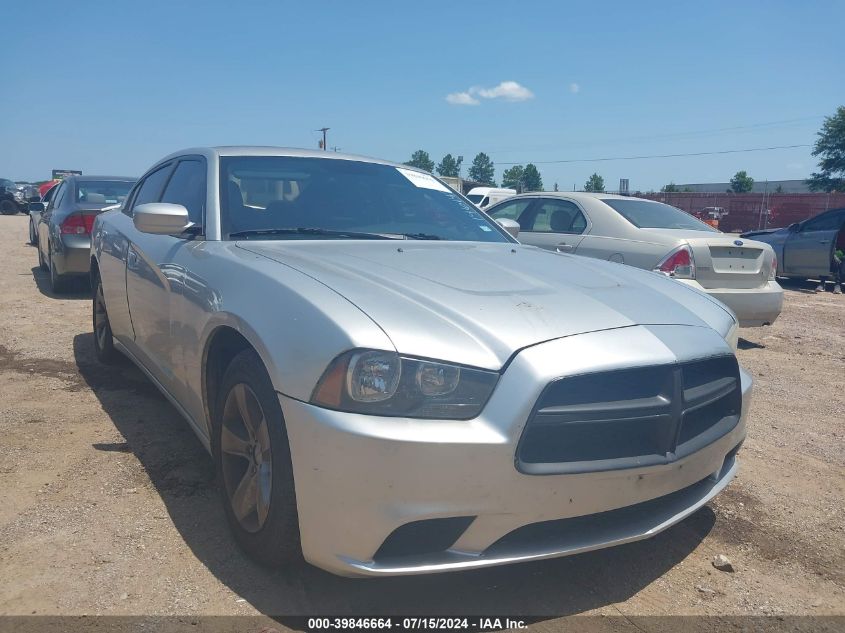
[238,241,733,369]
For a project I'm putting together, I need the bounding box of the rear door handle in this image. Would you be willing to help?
[127,249,138,269]
[556,243,574,252]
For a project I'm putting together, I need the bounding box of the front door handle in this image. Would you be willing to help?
[556,243,574,252]
[127,250,138,269]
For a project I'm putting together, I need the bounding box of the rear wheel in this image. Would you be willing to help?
[0,200,17,215]
[214,349,302,567]
[93,274,118,363]
[28,219,36,245]
[37,239,47,270]
[48,247,68,293]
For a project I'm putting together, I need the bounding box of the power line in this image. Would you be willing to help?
[496,144,812,166]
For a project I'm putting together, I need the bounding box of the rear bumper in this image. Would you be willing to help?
[54,234,92,276]
[679,280,783,327]
[280,325,751,577]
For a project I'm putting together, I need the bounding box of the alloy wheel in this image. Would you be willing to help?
[220,383,273,533]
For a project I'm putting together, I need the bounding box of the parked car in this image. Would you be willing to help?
[28,183,58,245]
[35,175,134,292]
[0,178,25,215]
[465,186,515,210]
[91,147,750,577]
[486,193,783,327]
[741,207,845,281]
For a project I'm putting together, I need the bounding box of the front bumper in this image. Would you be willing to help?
[54,234,93,276]
[679,280,783,327]
[280,325,751,577]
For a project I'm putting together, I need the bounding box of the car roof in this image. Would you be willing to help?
[503,191,639,202]
[156,146,416,172]
[62,175,137,183]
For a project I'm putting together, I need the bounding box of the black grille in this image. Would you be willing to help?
[517,356,741,475]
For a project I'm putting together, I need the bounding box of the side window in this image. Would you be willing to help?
[803,211,843,232]
[130,163,174,212]
[160,159,206,226]
[488,199,532,227]
[49,183,66,210]
[42,185,57,204]
[526,199,587,234]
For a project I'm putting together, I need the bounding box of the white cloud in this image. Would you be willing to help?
[445,91,480,106]
[445,80,534,105]
[569,82,580,94]
[474,81,534,101]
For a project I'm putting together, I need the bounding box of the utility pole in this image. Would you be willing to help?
[316,127,330,151]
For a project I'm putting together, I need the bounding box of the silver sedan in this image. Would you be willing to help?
[486,193,784,327]
[91,147,750,577]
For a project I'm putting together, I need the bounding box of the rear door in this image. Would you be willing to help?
[783,210,843,277]
[123,162,179,388]
[515,197,589,253]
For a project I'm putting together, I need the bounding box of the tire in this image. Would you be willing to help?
[0,200,17,215]
[213,348,302,567]
[28,219,36,246]
[48,247,69,293]
[92,273,118,363]
[37,240,47,270]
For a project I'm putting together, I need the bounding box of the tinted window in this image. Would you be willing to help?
[803,210,844,232]
[527,199,587,234]
[42,185,57,203]
[76,180,133,205]
[161,160,206,225]
[220,156,512,243]
[50,183,66,209]
[466,194,484,204]
[601,198,717,232]
[488,199,532,227]
[132,164,174,210]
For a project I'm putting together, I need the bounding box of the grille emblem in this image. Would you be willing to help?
[733,240,744,246]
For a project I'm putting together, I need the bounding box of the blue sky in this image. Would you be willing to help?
[2,0,843,190]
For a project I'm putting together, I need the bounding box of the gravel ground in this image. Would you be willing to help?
[0,214,842,630]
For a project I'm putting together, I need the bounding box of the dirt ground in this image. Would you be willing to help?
[0,213,842,628]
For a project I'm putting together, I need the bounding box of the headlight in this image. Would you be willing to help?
[13,190,24,201]
[311,349,499,419]
[724,321,739,352]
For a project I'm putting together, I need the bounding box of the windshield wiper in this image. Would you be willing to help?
[229,227,402,240]
[401,233,442,240]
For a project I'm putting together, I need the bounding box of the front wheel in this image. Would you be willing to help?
[0,200,17,215]
[214,349,302,567]
[93,274,118,363]
[28,219,36,245]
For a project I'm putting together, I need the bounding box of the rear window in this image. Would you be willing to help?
[76,180,134,205]
[601,198,717,232]
[466,194,484,204]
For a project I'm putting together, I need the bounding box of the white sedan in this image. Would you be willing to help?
[487,192,783,327]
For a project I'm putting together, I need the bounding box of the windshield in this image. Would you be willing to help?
[76,180,134,205]
[601,198,718,232]
[219,156,513,242]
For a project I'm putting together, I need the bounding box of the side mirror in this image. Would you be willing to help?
[496,218,520,238]
[788,222,800,232]
[28,201,45,212]
[133,203,190,235]
[28,195,41,203]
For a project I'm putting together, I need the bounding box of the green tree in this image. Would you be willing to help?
[522,164,543,191]
[435,154,463,178]
[729,170,754,193]
[807,105,845,192]
[501,165,524,190]
[661,182,679,192]
[468,152,496,185]
[404,149,435,173]
[584,173,605,192]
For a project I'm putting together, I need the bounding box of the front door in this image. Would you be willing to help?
[784,210,843,277]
